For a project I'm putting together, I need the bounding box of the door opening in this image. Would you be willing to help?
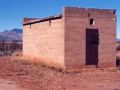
[86,28,99,65]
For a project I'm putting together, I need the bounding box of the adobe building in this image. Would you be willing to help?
[22,6,116,71]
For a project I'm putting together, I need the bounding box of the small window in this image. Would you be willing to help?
[30,24,31,29]
[90,18,94,25]
[49,21,51,26]
[88,13,90,17]
[113,10,116,15]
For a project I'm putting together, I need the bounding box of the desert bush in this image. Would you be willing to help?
[0,40,22,56]
[116,44,120,51]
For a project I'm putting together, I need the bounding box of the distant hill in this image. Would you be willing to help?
[0,28,22,41]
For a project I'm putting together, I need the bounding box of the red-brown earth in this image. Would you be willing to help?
[0,57,120,90]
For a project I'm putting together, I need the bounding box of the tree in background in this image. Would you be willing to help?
[0,40,22,56]
[117,45,120,51]
[0,40,5,55]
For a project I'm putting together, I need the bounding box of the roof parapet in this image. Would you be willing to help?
[22,14,62,25]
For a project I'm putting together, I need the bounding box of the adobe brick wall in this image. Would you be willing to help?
[23,18,65,69]
[23,6,116,71]
[63,6,116,70]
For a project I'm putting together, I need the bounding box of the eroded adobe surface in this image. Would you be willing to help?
[22,6,116,70]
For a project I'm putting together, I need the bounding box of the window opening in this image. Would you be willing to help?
[113,10,116,15]
[90,18,94,25]
[30,24,31,29]
[49,21,51,26]
[88,13,90,17]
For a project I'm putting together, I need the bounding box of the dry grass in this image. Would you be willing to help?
[11,50,23,56]
[10,56,45,69]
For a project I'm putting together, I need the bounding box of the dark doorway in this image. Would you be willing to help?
[86,28,99,65]
[116,56,120,67]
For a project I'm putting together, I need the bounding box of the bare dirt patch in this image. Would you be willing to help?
[0,57,120,90]
[0,79,28,90]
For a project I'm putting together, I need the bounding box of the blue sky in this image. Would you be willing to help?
[0,0,120,38]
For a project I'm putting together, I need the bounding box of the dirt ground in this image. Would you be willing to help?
[0,79,28,90]
[0,57,120,90]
